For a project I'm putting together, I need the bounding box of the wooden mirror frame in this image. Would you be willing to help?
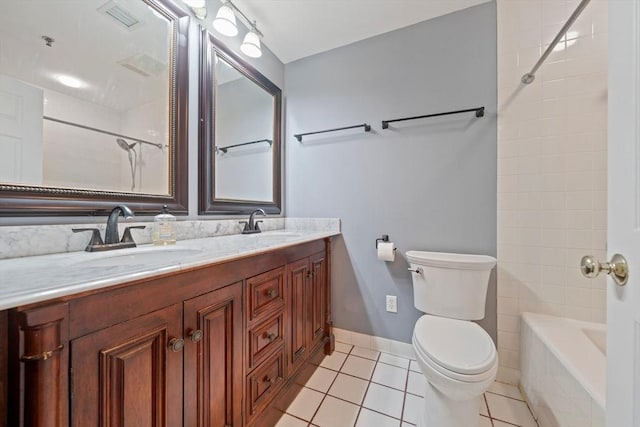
[0,0,189,217]
[199,29,282,215]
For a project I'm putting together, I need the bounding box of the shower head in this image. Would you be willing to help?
[116,138,136,151]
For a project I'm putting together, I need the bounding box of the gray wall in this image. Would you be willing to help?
[284,2,497,343]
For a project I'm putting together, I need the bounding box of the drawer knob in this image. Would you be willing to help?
[266,289,276,298]
[190,329,203,343]
[168,337,185,352]
[264,333,276,342]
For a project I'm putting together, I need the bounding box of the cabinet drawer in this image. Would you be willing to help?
[248,312,284,370]
[246,347,285,419]
[247,267,285,322]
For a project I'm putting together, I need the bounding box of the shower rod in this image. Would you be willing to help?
[43,116,164,149]
[521,0,591,84]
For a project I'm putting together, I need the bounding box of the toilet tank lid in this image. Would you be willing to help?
[406,251,496,270]
[413,315,497,375]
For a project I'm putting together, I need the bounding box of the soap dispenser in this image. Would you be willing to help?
[152,205,177,245]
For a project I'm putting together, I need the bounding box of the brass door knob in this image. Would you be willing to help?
[168,337,185,352]
[190,330,203,343]
[581,254,629,286]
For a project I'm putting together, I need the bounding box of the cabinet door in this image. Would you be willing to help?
[309,252,327,350]
[286,258,309,374]
[184,282,243,427]
[71,304,183,427]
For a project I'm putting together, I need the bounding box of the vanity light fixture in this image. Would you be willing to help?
[219,0,265,58]
[241,27,262,58]
[184,0,263,58]
[213,2,238,37]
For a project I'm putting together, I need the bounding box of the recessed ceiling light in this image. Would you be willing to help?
[55,74,85,89]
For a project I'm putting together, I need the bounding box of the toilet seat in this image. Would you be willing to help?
[413,315,497,383]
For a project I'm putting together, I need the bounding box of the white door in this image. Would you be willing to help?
[0,74,43,185]
[607,1,640,426]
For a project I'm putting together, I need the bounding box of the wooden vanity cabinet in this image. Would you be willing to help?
[3,238,333,427]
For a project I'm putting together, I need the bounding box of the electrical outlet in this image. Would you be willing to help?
[386,295,397,313]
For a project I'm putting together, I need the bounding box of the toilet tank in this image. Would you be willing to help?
[406,251,496,320]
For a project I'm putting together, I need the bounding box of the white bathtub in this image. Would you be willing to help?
[520,312,606,427]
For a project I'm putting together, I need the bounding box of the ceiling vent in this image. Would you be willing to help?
[98,1,143,30]
[118,53,166,77]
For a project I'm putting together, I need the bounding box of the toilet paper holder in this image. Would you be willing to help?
[375,235,396,252]
[376,235,389,248]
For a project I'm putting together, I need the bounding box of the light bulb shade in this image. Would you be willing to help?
[183,0,205,8]
[213,5,238,37]
[241,30,262,58]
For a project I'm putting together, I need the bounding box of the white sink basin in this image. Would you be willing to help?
[76,247,203,268]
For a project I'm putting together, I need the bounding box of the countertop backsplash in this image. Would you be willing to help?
[0,217,340,260]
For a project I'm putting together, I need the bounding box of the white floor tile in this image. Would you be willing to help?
[328,373,369,405]
[372,362,408,390]
[320,351,347,371]
[312,395,360,427]
[488,381,525,401]
[401,423,416,427]
[305,366,338,393]
[355,408,400,427]
[402,393,424,425]
[276,413,309,427]
[286,387,324,421]
[486,393,537,427]
[479,395,489,417]
[493,420,520,427]
[363,383,405,419]
[335,342,353,354]
[340,355,376,380]
[478,415,493,427]
[406,371,426,397]
[409,360,422,373]
[351,346,380,360]
[379,353,410,369]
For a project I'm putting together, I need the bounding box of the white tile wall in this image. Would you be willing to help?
[496,0,608,383]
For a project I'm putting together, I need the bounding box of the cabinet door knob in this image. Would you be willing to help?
[190,329,203,343]
[264,333,276,342]
[266,289,275,298]
[168,337,185,352]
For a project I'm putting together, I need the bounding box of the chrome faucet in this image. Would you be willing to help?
[73,204,144,252]
[240,209,266,234]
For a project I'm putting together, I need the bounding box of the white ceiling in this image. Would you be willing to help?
[229,0,492,64]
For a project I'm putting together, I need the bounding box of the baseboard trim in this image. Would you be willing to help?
[332,327,416,360]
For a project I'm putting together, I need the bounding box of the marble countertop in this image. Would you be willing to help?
[0,229,339,311]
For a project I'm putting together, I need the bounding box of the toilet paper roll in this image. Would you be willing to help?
[377,242,396,262]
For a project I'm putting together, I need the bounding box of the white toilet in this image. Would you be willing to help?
[406,250,497,427]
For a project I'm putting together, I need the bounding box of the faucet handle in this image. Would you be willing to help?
[121,226,146,244]
[72,228,104,251]
[239,221,250,232]
[254,220,263,232]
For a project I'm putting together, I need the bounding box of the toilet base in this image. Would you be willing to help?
[418,380,481,427]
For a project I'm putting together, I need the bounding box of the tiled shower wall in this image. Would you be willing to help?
[496,0,608,383]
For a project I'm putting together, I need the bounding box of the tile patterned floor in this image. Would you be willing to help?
[277,341,539,427]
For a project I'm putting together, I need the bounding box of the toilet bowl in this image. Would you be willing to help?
[406,251,497,427]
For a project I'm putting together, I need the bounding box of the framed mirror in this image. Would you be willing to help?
[0,0,189,216]
[199,29,281,215]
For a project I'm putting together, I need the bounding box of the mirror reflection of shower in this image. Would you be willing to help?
[115,138,164,192]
